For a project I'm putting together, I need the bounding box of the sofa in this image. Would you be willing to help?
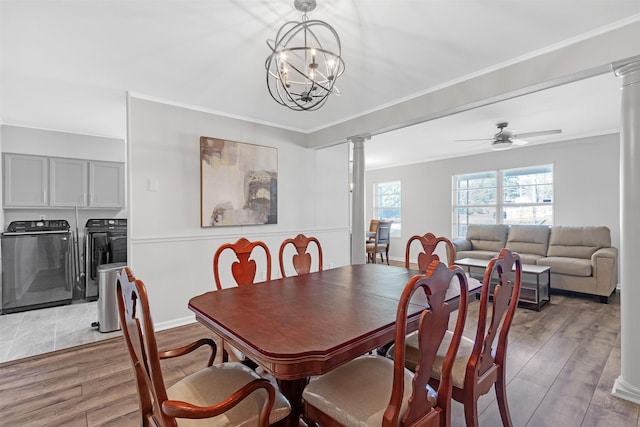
[453,224,618,303]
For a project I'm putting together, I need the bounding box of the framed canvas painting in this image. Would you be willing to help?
[200,137,278,227]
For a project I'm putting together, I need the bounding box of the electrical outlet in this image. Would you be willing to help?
[39,214,46,220]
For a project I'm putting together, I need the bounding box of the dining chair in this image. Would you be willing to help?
[278,233,323,277]
[303,261,469,427]
[367,219,380,243]
[115,266,291,427]
[213,237,271,364]
[401,248,522,427]
[374,232,455,358]
[366,220,392,264]
[405,233,456,271]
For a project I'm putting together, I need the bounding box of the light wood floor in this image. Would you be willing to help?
[0,270,638,426]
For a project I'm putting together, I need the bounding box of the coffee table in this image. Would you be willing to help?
[455,257,551,311]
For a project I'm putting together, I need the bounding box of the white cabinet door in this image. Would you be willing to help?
[50,158,88,207]
[89,161,124,208]
[3,154,49,207]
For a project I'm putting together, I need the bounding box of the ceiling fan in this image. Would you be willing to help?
[457,122,562,151]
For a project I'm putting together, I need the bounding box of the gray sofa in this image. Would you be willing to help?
[453,224,618,303]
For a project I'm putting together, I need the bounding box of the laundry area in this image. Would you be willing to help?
[0,125,127,361]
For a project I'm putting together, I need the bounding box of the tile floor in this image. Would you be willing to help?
[0,301,121,363]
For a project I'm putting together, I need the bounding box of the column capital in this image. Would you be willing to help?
[611,57,640,77]
[348,134,371,145]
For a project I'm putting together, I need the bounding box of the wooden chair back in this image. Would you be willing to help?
[473,248,522,381]
[368,219,380,241]
[213,237,272,289]
[116,266,170,427]
[405,233,456,271]
[462,248,522,426]
[385,261,469,427]
[278,234,323,277]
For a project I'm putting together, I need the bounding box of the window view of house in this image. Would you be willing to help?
[453,164,553,239]
[374,180,401,237]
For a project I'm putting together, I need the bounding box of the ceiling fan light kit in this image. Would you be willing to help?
[265,0,345,111]
[491,140,513,151]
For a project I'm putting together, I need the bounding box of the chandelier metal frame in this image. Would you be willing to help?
[265,0,345,111]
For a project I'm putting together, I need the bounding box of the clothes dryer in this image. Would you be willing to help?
[84,218,127,301]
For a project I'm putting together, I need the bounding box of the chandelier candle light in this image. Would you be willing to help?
[266,0,345,111]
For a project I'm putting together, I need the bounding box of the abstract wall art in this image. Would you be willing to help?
[200,136,278,227]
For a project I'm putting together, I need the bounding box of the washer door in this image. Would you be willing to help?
[89,233,109,280]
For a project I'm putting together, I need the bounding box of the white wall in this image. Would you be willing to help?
[128,98,351,326]
[366,133,621,262]
[1,125,125,162]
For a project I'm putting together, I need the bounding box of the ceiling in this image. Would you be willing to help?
[1,1,639,169]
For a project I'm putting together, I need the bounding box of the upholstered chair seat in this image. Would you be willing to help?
[303,355,422,427]
[402,330,475,389]
[167,362,291,427]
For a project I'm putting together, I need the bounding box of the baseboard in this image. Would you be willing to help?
[154,316,196,332]
[612,376,640,405]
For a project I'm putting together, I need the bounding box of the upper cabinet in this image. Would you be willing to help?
[50,158,89,207]
[3,154,49,207]
[3,154,125,209]
[89,161,125,208]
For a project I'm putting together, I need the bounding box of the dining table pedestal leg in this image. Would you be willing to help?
[276,377,310,427]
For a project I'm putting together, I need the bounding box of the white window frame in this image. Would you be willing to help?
[373,180,401,237]
[452,165,553,239]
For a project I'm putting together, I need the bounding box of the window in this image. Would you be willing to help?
[453,165,553,238]
[373,180,401,237]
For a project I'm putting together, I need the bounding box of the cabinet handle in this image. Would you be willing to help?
[43,191,46,203]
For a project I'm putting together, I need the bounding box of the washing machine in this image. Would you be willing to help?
[84,218,127,301]
[1,220,74,313]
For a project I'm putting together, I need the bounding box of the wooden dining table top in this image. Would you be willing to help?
[188,263,480,380]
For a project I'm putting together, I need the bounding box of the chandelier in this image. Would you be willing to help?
[266,0,345,111]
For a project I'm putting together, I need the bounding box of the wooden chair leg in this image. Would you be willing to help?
[463,393,480,427]
[495,369,514,427]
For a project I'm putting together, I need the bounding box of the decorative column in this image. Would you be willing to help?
[349,135,370,264]
[612,60,640,404]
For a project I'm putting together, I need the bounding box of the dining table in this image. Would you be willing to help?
[188,263,481,427]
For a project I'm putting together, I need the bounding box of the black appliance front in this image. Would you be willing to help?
[84,218,127,301]
[1,220,74,314]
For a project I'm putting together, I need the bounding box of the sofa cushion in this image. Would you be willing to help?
[537,256,592,277]
[546,226,611,259]
[517,253,546,265]
[506,225,550,257]
[467,224,509,252]
[456,250,498,260]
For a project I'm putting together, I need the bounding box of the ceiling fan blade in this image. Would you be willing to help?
[511,138,528,146]
[516,129,562,139]
[455,138,493,142]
